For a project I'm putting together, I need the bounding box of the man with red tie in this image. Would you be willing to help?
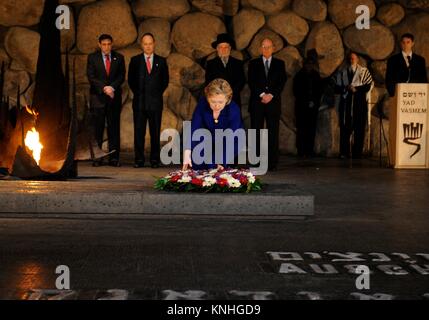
[87,34,126,167]
[128,33,169,168]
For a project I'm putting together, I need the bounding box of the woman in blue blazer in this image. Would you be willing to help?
[183,79,244,171]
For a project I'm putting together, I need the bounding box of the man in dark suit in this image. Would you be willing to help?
[205,33,245,107]
[386,33,428,97]
[87,34,126,167]
[128,33,169,168]
[248,38,287,171]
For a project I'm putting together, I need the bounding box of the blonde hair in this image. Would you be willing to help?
[204,78,233,104]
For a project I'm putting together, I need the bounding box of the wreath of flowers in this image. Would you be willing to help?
[154,168,262,193]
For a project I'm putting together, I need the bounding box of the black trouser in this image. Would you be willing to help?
[133,107,162,164]
[339,96,368,157]
[295,101,319,157]
[251,104,280,168]
[91,102,121,162]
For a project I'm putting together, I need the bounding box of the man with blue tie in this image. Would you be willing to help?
[248,38,287,171]
[87,34,126,167]
[128,33,169,168]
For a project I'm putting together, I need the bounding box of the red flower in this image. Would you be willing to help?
[191,178,203,186]
[239,176,248,185]
[170,175,181,183]
[217,178,228,187]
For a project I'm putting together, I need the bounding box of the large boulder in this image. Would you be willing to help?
[3,69,31,99]
[77,0,137,54]
[267,11,309,46]
[292,0,327,22]
[248,29,284,58]
[393,13,429,66]
[4,27,40,74]
[274,46,303,77]
[305,22,344,78]
[172,13,226,59]
[163,84,197,121]
[0,0,45,27]
[377,3,405,27]
[137,18,171,58]
[233,9,265,50]
[246,0,291,15]
[167,53,205,91]
[343,21,395,60]
[191,0,240,16]
[328,0,376,29]
[132,0,190,20]
[0,48,10,68]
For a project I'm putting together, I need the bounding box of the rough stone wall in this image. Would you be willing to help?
[1,0,428,157]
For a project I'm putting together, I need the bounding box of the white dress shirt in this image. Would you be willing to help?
[402,51,413,67]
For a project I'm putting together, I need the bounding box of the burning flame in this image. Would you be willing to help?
[25,128,43,165]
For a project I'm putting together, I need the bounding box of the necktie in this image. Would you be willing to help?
[146,56,152,74]
[407,56,411,83]
[105,54,111,76]
[264,59,270,77]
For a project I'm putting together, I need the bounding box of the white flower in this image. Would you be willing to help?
[202,177,216,187]
[248,176,256,184]
[219,174,230,180]
[178,176,192,183]
[228,178,241,188]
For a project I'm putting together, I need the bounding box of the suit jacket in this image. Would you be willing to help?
[87,50,126,108]
[205,56,245,106]
[128,53,169,111]
[293,68,323,107]
[188,97,244,170]
[248,56,287,114]
[386,52,428,97]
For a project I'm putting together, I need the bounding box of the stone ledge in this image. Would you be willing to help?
[0,184,314,218]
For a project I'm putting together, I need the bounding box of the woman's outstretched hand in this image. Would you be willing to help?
[182,149,192,171]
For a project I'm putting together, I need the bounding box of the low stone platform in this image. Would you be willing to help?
[0,162,314,219]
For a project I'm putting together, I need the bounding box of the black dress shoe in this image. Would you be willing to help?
[134,162,144,168]
[151,162,160,169]
[109,160,121,167]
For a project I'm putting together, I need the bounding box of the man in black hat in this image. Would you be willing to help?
[293,50,323,158]
[205,33,245,108]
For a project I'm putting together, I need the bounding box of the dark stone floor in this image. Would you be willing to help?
[0,156,428,300]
